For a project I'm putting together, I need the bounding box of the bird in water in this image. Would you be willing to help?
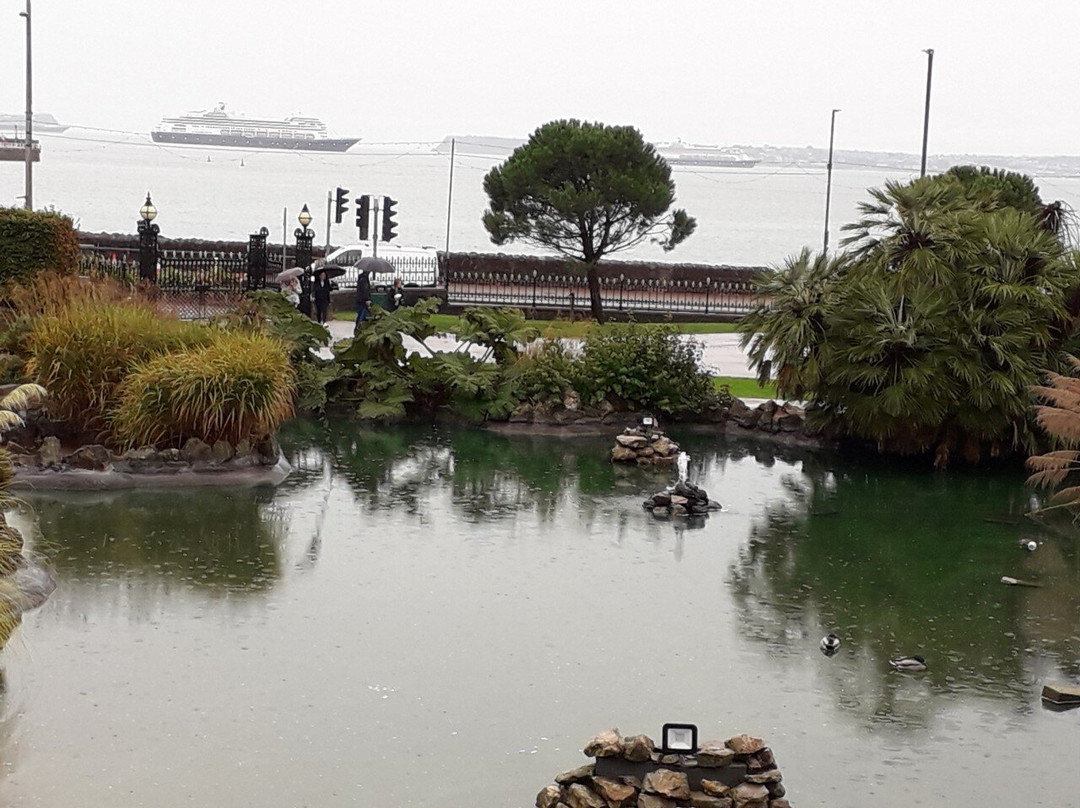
[820,633,841,656]
[889,655,927,672]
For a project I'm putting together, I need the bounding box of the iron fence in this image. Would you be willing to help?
[446,270,758,316]
[333,255,440,289]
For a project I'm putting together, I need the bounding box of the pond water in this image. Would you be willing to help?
[1,422,1078,807]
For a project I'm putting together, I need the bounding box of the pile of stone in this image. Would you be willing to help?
[643,480,720,519]
[536,728,791,808]
[611,426,680,467]
[727,400,806,434]
[19,435,282,473]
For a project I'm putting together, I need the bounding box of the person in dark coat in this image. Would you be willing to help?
[313,269,332,324]
[355,268,372,327]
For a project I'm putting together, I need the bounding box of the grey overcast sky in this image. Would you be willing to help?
[1,1,1076,155]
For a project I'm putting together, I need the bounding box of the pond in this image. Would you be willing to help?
[1,421,1078,806]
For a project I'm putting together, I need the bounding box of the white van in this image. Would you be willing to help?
[322,244,439,287]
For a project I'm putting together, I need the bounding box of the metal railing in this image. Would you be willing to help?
[446,271,758,316]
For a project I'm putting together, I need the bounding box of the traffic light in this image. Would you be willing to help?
[356,195,371,240]
[334,187,349,224]
[381,196,398,242]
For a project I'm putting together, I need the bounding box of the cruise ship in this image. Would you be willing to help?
[151,104,359,152]
[655,140,758,169]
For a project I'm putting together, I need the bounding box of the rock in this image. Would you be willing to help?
[566,784,606,808]
[745,771,782,785]
[180,438,213,463]
[669,495,689,506]
[651,437,679,456]
[650,493,671,508]
[637,795,675,808]
[671,504,688,516]
[616,434,649,449]
[767,783,785,799]
[700,780,731,797]
[729,783,769,807]
[556,764,595,785]
[584,729,624,758]
[642,770,689,800]
[554,407,584,424]
[768,800,791,808]
[621,734,654,762]
[635,456,653,467]
[726,734,766,755]
[658,754,681,766]
[774,405,804,433]
[66,444,112,471]
[160,447,182,463]
[612,446,638,462]
[744,749,775,772]
[255,435,280,465]
[118,446,162,472]
[38,436,62,468]
[563,389,582,411]
[728,397,752,421]
[592,777,637,808]
[637,446,655,458]
[688,793,734,808]
[510,402,534,423]
[697,744,736,768]
[652,454,677,466]
[537,785,565,808]
[651,507,670,518]
[210,440,234,465]
[707,500,722,511]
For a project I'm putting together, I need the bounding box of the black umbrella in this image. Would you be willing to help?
[356,256,395,275]
[313,265,348,280]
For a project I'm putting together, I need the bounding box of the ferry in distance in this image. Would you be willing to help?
[655,140,759,169]
[151,103,359,152]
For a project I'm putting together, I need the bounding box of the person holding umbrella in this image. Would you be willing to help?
[355,266,372,327]
[313,269,333,324]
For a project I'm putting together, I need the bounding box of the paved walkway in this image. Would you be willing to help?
[323,319,758,377]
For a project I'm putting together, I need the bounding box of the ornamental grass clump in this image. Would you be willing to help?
[111,331,295,449]
[24,299,211,433]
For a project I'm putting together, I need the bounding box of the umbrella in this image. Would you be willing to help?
[356,256,395,275]
[313,265,348,280]
[276,267,304,282]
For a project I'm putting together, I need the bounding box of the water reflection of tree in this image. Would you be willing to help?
[280,418,620,522]
[27,488,283,592]
[731,454,1080,720]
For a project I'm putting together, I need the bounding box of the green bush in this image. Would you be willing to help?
[111,332,295,448]
[0,207,80,285]
[575,323,717,414]
[25,300,212,433]
[511,340,578,402]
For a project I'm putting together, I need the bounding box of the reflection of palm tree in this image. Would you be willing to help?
[731,457,1080,719]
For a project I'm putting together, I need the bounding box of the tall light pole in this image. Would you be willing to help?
[920,48,934,178]
[20,0,33,210]
[823,108,840,254]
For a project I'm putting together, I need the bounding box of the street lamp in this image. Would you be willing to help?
[137,192,160,283]
[20,0,32,210]
[920,48,934,178]
[823,108,840,254]
[294,204,315,316]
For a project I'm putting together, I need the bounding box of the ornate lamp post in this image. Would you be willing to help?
[137,192,159,283]
[294,204,315,316]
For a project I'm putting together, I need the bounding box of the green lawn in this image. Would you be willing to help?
[713,375,777,400]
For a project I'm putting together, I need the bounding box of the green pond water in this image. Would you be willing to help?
[1,421,1078,807]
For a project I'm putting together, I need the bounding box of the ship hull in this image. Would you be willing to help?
[151,131,359,152]
[664,156,758,168]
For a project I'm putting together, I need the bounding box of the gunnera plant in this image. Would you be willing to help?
[111,331,296,449]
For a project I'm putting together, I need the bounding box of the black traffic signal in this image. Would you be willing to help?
[356,195,371,240]
[381,196,398,242]
[334,187,350,224]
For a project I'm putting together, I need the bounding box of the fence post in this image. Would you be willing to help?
[246,227,269,291]
[531,269,538,311]
[569,291,575,321]
[704,279,711,315]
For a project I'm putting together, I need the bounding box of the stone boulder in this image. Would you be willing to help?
[583,729,623,758]
[38,436,62,469]
[642,770,689,800]
[66,444,112,471]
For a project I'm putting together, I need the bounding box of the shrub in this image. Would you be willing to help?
[111,332,295,448]
[0,208,80,284]
[574,323,716,414]
[24,299,212,433]
[511,340,579,402]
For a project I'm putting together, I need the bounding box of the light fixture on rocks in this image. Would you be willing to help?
[661,723,698,754]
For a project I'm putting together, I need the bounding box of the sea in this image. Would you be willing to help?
[4,129,1080,268]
